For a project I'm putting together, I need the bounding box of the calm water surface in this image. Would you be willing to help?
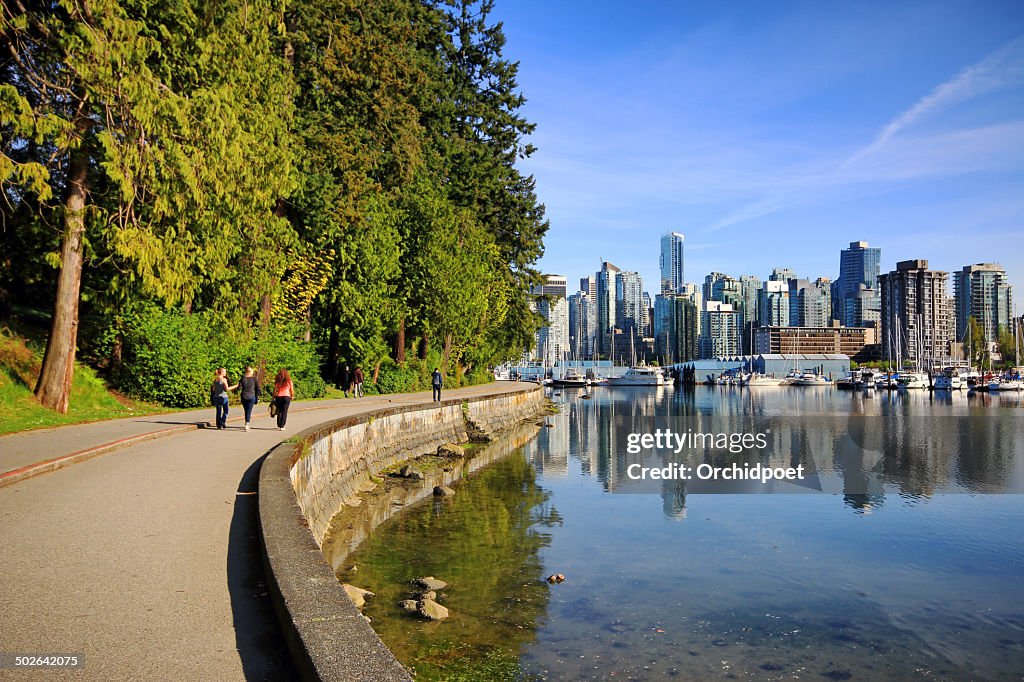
[344,387,1024,680]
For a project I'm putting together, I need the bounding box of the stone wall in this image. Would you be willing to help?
[290,387,546,548]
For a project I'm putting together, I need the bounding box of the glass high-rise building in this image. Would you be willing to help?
[532,275,569,365]
[595,262,620,358]
[954,263,1013,344]
[660,232,685,294]
[837,241,881,327]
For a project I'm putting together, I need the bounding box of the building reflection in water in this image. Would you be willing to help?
[541,385,1023,517]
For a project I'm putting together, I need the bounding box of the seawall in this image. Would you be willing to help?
[258,384,546,681]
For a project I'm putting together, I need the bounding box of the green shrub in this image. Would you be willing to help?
[95,305,325,407]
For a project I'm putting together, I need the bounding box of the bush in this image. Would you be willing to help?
[96,305,325,408]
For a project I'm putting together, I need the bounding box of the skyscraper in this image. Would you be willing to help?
[616,270,645,340]
[568,291,595,360]
[879,260,954,366]
[595,262,620,358]
[699,301,740,359]
[660,232,685,294]
[954,263,1013,344]
[789,277,832,327]
[759,280,790,327]
[837,241,881,327]
[532,275,569,365]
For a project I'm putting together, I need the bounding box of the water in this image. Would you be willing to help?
[341,387,1024,680]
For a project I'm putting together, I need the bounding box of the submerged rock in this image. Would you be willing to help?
[398,600,419,613]
[418,598,449,621]
[418,590,437,601]
[342,584,375,609]
[437,443,465,458]
[433,485,456,497]
[546,573,566,584]
[412,576,448,591]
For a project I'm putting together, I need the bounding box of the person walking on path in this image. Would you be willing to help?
[273,369,294,431]
[432,367,443,402]
[237,366,259,431]
[336,364,352,397]
[210,368,231,430]
[353,366,364,398]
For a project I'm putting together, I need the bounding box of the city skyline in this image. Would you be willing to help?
[495,2,1024,296]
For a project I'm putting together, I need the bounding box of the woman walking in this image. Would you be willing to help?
[210,368,230,430]
[273,368,294,431]
[238,366,258,431]
[353,366,364,398]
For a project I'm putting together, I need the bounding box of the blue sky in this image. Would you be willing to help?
[495,1,1024,296]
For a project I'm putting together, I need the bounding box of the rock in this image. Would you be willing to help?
[418,598,449,621]
[418,590,437,601]
[343,584,375,609]
[412,576,448,591]
[546,573,566,584]
[398,600,419,613]
[433,485,456,497]
[399,465,412,477]
[409,469,424,481]
[363,615,372,623]
[437,443,465,458]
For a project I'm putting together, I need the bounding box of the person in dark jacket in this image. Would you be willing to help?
[336,364,352,397]
[353,366,365,398]
[431,367,443,402]
[237,366,258,431]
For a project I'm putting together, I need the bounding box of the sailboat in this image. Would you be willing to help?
[989,315,1023,392]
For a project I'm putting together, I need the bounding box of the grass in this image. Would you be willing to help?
[0,323,170,436]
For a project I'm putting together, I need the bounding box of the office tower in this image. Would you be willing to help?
[699,301,740,359]
[679,283,702,336]
[759,280,790,327]
[769,267,797,283]
[616,270,645,341]
[595,262,620,358]
[703,272,728,303]
[580,275,596,300]
[568,291,595,359]
[879,260,954,366]
[532,275,569,365]
[660,232,685,294]
[739,275,761,353]
[837,241,881,326]
[789,277,832,327]
[642,291,653,337]
[654,294,699,364]
[954,263,1013,344]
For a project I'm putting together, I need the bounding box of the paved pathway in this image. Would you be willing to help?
[0,382,536,680]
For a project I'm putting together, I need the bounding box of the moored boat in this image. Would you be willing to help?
[606,366,665,386]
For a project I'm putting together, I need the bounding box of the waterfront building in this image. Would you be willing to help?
[654,294,698,364]
[642,291,653,337]
[568,291,595,360]
[659,232,685,294]
[616,270,645,343]
[680,283,702,336]
[836,241,881,327]
[595,262,620,359]
[699,301,740,359]
[789,277,832,327]
[752,354,851,378]
[759,279,790,327]
[953,263,1013,344]
[532,275,570,365]
[753,325,878,362]
[879,260,955,366]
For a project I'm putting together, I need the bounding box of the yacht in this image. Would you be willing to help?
[790,372,830,386]
[606,366,666,386]
[932,368,963,391]
[897,372,929,390]
[551,368,589,388]
[745,373,785,387]
[988,371,1023,392]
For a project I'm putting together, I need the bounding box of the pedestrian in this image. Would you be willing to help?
[237,366,258,431]
[273,368,294,431]
[210,368,230,430]
[353,366,364,398]
[431,367,443,402]
[336,364,352,398]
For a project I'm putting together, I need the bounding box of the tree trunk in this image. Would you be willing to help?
[442,333,453,370]
[418,333,428,360]
[35,148,89,413]
[325,316,340,382]
[394,317,406,363]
